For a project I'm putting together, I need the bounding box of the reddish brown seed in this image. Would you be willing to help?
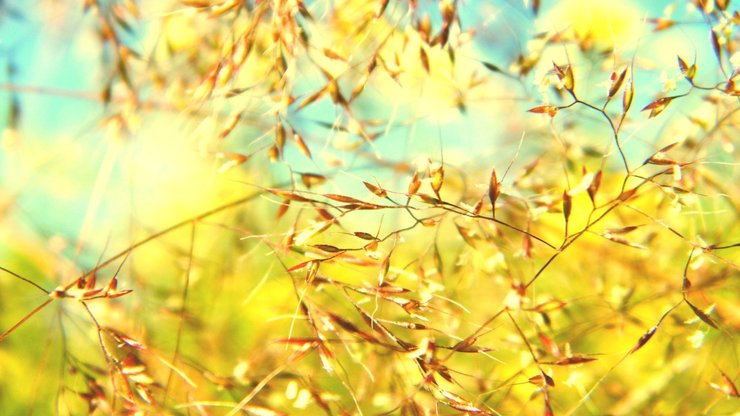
[642,96,674,118]
[408,171,421,196]
[685,300,718,329]
[630,326,657,353]
[608,68,627,98]
[587,170,602,203]
[547,355,597,365]
[488,168,500,218]
[528,105,558,117]
[363,181,387,198]
[562,190,572,224]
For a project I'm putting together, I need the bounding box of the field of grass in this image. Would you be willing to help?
[0,0,738,414]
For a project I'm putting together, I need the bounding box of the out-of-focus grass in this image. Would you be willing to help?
[0,0,738,414]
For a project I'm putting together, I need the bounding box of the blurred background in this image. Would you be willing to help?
[0,0,737,414]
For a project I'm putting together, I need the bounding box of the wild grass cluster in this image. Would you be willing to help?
[0,0,738,414]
